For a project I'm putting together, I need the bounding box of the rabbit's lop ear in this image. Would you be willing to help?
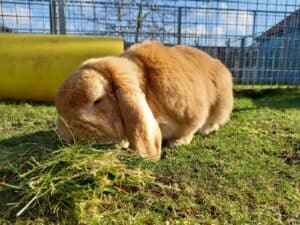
[109,58,162,160]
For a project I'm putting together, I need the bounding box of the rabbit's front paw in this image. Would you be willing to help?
[198,123,219,136]
[167,134,194,148]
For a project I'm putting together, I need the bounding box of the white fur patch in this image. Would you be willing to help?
[84,70,107,102]
[137,94,158,138]
[92,80,106,99]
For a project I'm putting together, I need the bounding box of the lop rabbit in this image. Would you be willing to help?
[56,41,233,160]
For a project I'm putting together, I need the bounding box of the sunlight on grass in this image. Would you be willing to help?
[0,89,299,224]
[1,146,165,224]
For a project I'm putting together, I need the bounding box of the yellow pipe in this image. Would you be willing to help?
[0,34,124,102]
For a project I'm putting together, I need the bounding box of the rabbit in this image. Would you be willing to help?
[55,41,233,160]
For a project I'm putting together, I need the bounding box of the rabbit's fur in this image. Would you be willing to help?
[56,41,233,160]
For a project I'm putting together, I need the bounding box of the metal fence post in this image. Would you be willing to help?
[252,11,257,42]
[239,37,245,83]
[225,38,230,68]
[177,7,182,45]
[282,18,288,85]
[49,0,57,34]
[251,11,257,84]
[57,0,66,34]
[93,5,97,35]
[135,3,143,43]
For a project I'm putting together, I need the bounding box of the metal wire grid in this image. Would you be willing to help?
[0,0,299,85]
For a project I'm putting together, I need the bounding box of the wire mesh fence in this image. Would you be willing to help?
[1,0,299,86]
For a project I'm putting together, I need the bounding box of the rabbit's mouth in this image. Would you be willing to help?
[71,120,123,143]
[90,139,129,149]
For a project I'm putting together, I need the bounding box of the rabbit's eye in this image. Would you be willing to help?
[94,98,103,105]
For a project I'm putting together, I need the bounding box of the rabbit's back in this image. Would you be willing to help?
[122,41,233,140]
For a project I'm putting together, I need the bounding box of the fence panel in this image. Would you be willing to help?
[1,0,299,86]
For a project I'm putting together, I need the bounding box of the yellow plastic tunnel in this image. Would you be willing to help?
[0,34,124,102]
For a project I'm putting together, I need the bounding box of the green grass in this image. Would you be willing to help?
[0,88,299,225]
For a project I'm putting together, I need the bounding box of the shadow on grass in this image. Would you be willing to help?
[233,107,255,113]
[234,88,300,109]
[0,130,61,165]
[0,99,54,106]
[0,132,132,224]
[0,130,119,166]
[0,130,81,223]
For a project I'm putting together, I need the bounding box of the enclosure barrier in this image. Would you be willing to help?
[0,34,124,102]
[1,0,299,86]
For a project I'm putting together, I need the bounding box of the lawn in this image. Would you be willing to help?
[0,88,299,225]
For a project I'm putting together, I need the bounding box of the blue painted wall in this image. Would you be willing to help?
[255,29,300,84]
